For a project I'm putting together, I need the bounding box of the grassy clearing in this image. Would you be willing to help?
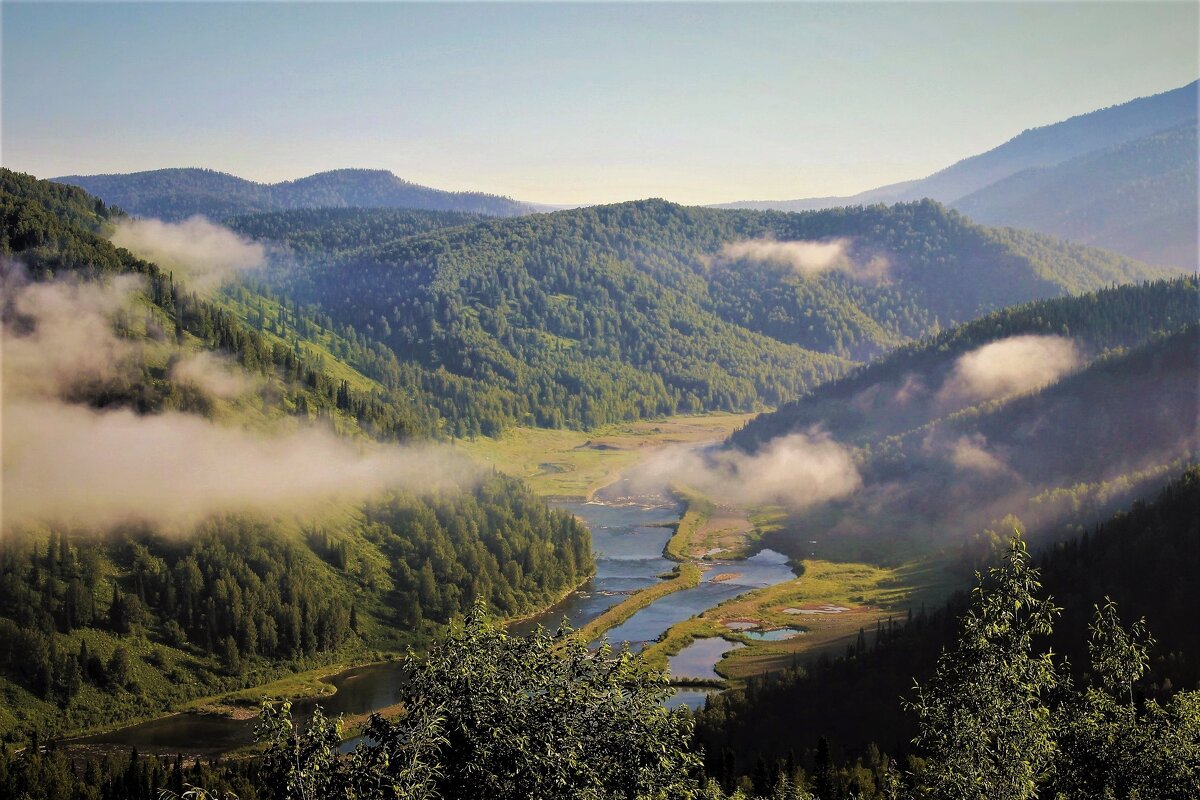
[457,413,756,499]
[576,563,702,643]
[641,556,961,678]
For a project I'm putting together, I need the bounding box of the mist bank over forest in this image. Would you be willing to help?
[719,80,1199,269]
[52,167,549,221]
[731,277,1199,563]
[1,168,1194,748]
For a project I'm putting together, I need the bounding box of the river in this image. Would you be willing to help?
[64,479,795,754]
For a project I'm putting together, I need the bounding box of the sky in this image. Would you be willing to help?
[2,2,1197,206]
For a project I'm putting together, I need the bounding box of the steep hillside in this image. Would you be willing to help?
[730,278,1198,563]
[249,199,1168,436]
[0,171,447,440]
[0,169,591,741]
[53,168,540,220]
[955,123,1198,268]
[734,277,1198,449]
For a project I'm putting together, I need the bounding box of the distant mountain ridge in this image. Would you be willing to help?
[899,80,1198,203]
[718,81,1199,268]
[53,167,544,220]
[955,122,1198,268]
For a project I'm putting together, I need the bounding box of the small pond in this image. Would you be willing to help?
[668,637,744,681]
[739,628,805,641]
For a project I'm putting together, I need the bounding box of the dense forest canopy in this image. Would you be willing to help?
[226,207,487,257]
[5,482,1197,799]
[230,197,1173,435]
[734,276,1199,449]
[724,277,1198,563]
[3,166,1197,798]
[13,167,1176,440]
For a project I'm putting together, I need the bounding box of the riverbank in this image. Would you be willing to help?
[180,655,401,716]
[55,416,756,751]
[53,655,394,748]
[502,573,595,629]
[576,562,703,643]
[60,659,413,758]
[663,487,713,561]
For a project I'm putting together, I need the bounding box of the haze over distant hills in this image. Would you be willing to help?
[53,167,549,220]
[719,81,1199,269]
[956,121,1197,268]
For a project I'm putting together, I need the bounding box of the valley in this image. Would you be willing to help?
[2,50,1198,796]
[50,411,833,753]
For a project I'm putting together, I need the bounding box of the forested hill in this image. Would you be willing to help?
[244,198,1170,433]
[0,169,592,742]
[227,207,488,256]
[727,277,1198,564]
[0,169,451,440]
[695,466,1200,783]
[53,167,540,221]
[733,277,1199,449]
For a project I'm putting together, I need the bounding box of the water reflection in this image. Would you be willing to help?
[63,485,798,757]
[739,628,805,641]
[66,661,408,757]
[665,687,717,711]
[668,637,744,681]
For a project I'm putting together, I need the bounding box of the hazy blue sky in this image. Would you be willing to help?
[3,2,1196,205]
